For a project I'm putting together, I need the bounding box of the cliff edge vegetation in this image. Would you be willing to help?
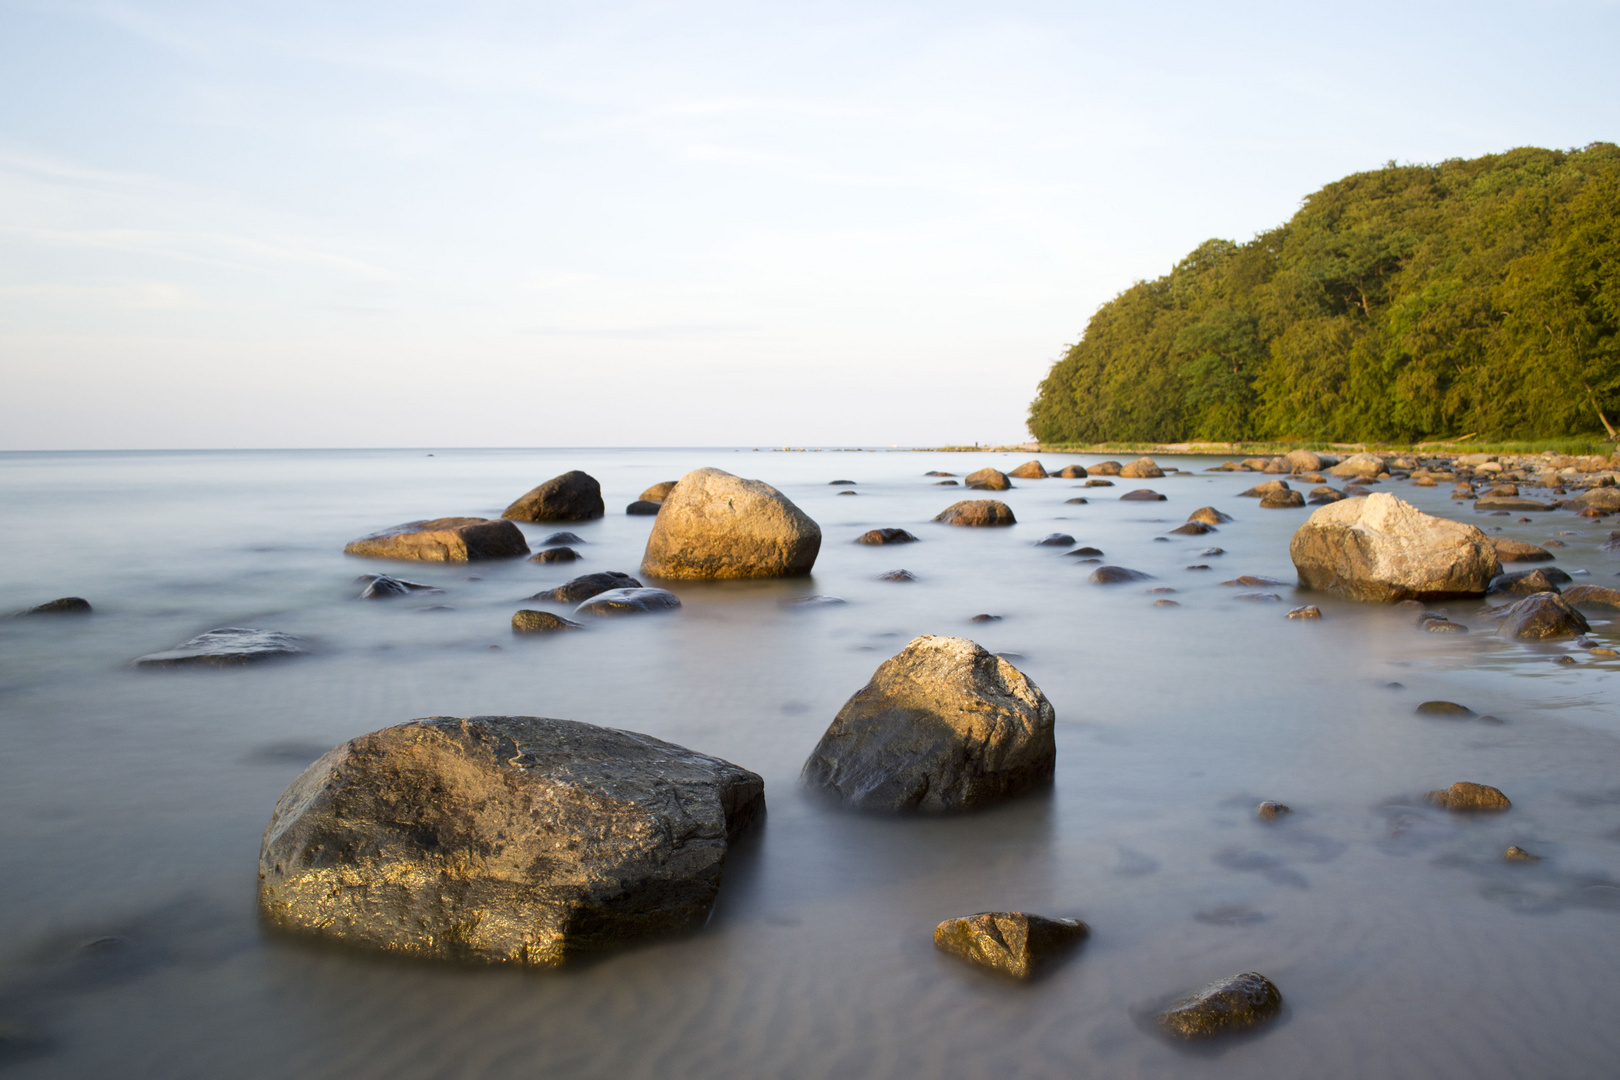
[1029,144,1620,445]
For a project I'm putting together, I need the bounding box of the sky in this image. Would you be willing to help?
[1,0,1617,449]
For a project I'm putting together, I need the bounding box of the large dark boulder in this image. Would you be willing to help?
[933,912,1089,979]
[801,635,1055,813]
[1497,592,1590,639]
[641,468,820,579]
[502,471,606,522]
[530,571,642,603]
[345,518,529,562]
[258,715,764,967]
[935,500,1016,526]
[1289,494,1500,602]
[136,628,305,667]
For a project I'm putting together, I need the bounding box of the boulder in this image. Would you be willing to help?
[530,571,643,603]
[639,481,678,503]
[1497,593,1590,639]
[529,547,580,564]
[502,471,605,522]
[626,501,662,516]
[575,588,682,616]
[1239,480,1290,498]
[512,610,584,633]
[934,480,960,486]
[857,528,920,545]
[356,574,438,599]
[933,912,1089,979]
[1492,538,1554,562]
[542,532,587,546]
[1169,523,1213,535]
[641,468,821,579]
[1055,464,1088,479]
[1416,701,1474,717]
[1308,486,1346,504]
[1035,533,1076,547]
[1155,972,1283,1040]
[1568,488,1620,513]
[257,715,764,966]
[136,628,305,668]
[828,479,857,486]
[1487,567,1571,595]
[965,468,1012,491]
[1328,453,1386,479]
[1084,479,1114,487]
[1120,489,1166,502]
[1425,781,1511,811]
[1284,449,1323,472]
[1008,461,1048,479]
[1260,489,1306,509]
[1067,546,1104,557]
[1504,846,1540,862]
[877,569,917,582]
[1119,457,1163,479]
[1188,507,1233,525]
[1257,800,1291,819]
[1289,494,1501,602]
[1475,496,1550,512]
[1562,584,1620,610]
[935,501,1016,527]
[16,597,92,615]
[1090,566,1152,584]
[1088,460,1123,476]
[1286,606,1321,619]
[801,636,1055,813]
[345,518,530,562]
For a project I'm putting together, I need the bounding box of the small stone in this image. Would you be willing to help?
[1153,599,1180,607]
[970,613,1002,623]
[357,574,439,598]
[16,596,92,615]
[1064,497,1089,505]
[1169,522,1213,535]
[528,547,580,564]
[784,595,846,608]
[857,528,920,545]
[626,500,662,515]
[1155,972,1283,1040]
[1083,479,1115,487]
[1120,489,1167,501]
[933,912,1089,979]
[1497,592,1590,640]
[1422,618,1469,633]
[1066,546,1104,557]
[542,532,586,546]
[530,571,643,603]
[1256,801,1291,819]
[1188,507,1233,525]
[1488,567,1572,596]
[1090,566,1152,584]
[878,569,917,582]
[574,588,682,616]
[135,628,305,668]
[1591,647,1620,658]
[1186,564,1211,570]
[837,490,857,496]
[512,610,584,633]
[1054,465,1088,478]
[1235,592,1283,602]
[1201,547,1225,556]
[1425,781,1511,811]
[1416,701,1475,717]
[1504,846,1540,863]
[1239,480,1291,498]
[1286,606,1321,619]
[828,479,857,485]
[1035,533,1076,547]
[924,471,957,477]
[935,480,960,486]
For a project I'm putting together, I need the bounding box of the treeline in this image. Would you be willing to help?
[1029,144,1620,444]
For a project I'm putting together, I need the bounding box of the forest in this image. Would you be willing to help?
[1028,144,1620,444]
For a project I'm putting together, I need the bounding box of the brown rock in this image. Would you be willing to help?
[1155,972,1283,1040]
[1308,486,1346,504]
[1188,507,1234,525]
[1504,846,1540,862]
[1492,537,1554,562]
[16,597,92,615]
[1288,494,1500,602]
[641,468,821,579]
[933,912,1088,979]
[1286,606,1321,619]
[935,500,1016,526]
[530,571,643,603]
[965,468,1012,491]
[1562,584,1620,610]
[1497,592,1590,639]
[345,518,530,562]
[1090,566,1152,584]
[1088,460,1123,476]
[1119,457,1164,479]
[1260,489,1306,509]
[1055,464,1088,478]
[1119,489,1166,501]
[857,528,920,545]
[1239,480,1291,498]
[1007,461,1048,479]
[1425,781,1511,811]
[1256,801,1291,819]
[502,471,605,522]
[529,547,580,564]
[639,481,678,503]
[512,610,584,633]
[1169,522,1213,535]
[1283,449,1323,472]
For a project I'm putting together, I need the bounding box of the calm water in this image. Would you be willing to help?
[3,448,1620,1079]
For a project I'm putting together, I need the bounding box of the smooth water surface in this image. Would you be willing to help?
[3,448,1620,1079]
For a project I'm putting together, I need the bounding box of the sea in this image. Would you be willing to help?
[2,447,1619,1079]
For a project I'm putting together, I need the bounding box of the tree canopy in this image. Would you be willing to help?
[1029,144,1620,444]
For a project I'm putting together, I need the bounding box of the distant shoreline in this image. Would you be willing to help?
[915,438,1618,457]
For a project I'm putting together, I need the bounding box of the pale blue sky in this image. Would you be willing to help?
[2,0,1616,448]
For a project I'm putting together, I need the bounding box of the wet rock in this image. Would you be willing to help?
[837,490,858,496]
[1416,701,1475,717]
[1562,584,1620,610]
[1120,489,1166,502]
[1188,507,1234,525]
[575,588,682,616]
[1090,566,1152,584]
[1289,494,1501,602]
[1257,801,1291,819]
[1035,533,1076,546]
[1421,617,1469,633]
[1308,486,1346,504]
[639,481,678,503]
[1239,480,1291,498]
[1283,449,1323,472]
[1260,489,1306,509]
[512,610,584,633]
[1487,567,1572,596]
[935,480,960,486]
[1153,599,1180,607]
[641,468,821,579]
[784,595,845,608]
[136,628,305,668]
[542,532,586,546]
[933,911,1088,979]
[1425,781,1511,812]
[530,571,643,603]
[801,635,1055,813]
[15,596,92,615]
[1286,606,1321,619]
[1235,592,1283,602]
[965,468,1012,491]
[258,715,763,966]
[345,518,530,562]
[1224,575,1286,586]
[970,613,1002,623]
[357,574,438,599]
[529,547,580,564]
[1007,461,1048,479]
[1568,488,1620,513]
[1055,464,1088,478]
[1186,564,1211,570]
[1064,497,1089,505]
[828,479,857,486]
[502,471,606,522]
[1475,496,1550,512]
[1498,593,1590,640]
[925,471,957,477]
[1120,457,1164,479]
[1169,522,1213,535]
[1066,546,1105,557]
[878,569,917,582]
[935,500,1016,527]
[1328,453,1387,479]
[1089,460,1123,476]
[1504,846,1540,863]
[1492,538,1554,562]
[626,500,662,516]
[1084,479,1115,487]
[857,528,920,545]
[1155,972,1283,1040]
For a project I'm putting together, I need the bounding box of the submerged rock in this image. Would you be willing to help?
[639,481,678,503]
[1188,507,1233,525]
[16,596,93,615]
[1055,464,1088,478]
[541,532,586,546]
[1090,566,1152,584]
[1488,567,1571,596]
[878,569,917,582]
[257,715,764,966]
[1064,497,1089,505]
[530,571,643,603]
[626,500,662,516]
[1120,457,1164,479]
[935,500,1016,526]
[641,468,821,579]
[1289,494,1500,602]
[575,588,682,616]
[1504,846,1541,863]
[1425,781,1511,811]
[857,528,919,545]
[1169,522,1212,535]
[1008,461,1048,479]
[933,912,1088,979]
[1286,606,1321,619]
[357,574,438,599]
[1416,701,1475,717]
[1497,592,1590,640]
[1035,533,1076,547]
[1239,480,1291,498]
[1256,801,1291,819]
[801,635,1055,813]
[1562,584,1620,610]
[529,547,580,564]
[502,471,606,522]
[1120,489,1166,502]
[1475,496,1550,512]
[136,628,305,668]
[1492,538,1554,562]
[1067,546,1104,557]
[512,610,584,633]
[1155,972,1283,1040]
[1308,486,1346,504]
[965,467,1012,490]
[1260,489,1306,509]
[345,518,530,563]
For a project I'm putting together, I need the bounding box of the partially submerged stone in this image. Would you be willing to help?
[1497,593,1589,640]
[965,467,1012,491]
[1089,460,1123,476]
[1328,453,1386,479]
[15,596,92,615]
[257,715,764,966]
[1475,496,1550,512]
[1239,480,1291,498]
[641,468,821,579]
[1119,457,1163,479]
[1090,566,1152,584]
[877,569,917,582]
[1120,489,1166,501]
[1054,464,1088,478]
[1286,606,1321,619]
[1007,461,1047,479]
[502,471,605,522]
[512,610,584,633]
[1488,567,1571,596]
[1416,701,1475,717]
[541,532,586,546]
[1155,972,1283,1040]
[933,912,1088,979]
[1308,486,1346,504]
[1035,532,1075,546]
[639,481,678,503]
[1504,846,1540,863]
[530,571,643,603]
[136,628,305,668]
[529,547,580,564]
[1188,507,1233,525]
[801,635,1055,813]
[1169,522,1213,535]
[1256,801,1291,819]
[1260,489,1306,509]
[1492,537,1554,562]
[935,500,1016,527]
[856,528,919,545]
[1289,494,1500,602]
[1562,584,1620,610]
[574,588,681,616]
[1425,781,1511,811]
[345,518,529,563]
[356,574,437,599]
[626,500,661,516]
